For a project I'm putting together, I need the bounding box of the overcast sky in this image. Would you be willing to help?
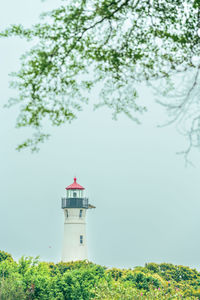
[1,0,200,270]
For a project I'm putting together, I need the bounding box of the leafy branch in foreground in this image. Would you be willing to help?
[1,0,200,157]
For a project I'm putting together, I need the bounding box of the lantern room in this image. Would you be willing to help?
[61,177,89,209]
[65,177,84,198]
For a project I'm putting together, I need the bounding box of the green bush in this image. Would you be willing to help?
[0,251,199,299]
[0,250,13,263]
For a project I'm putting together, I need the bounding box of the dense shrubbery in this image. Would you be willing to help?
[0,250,200,299]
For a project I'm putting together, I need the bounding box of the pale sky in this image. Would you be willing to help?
[0,0,200,269]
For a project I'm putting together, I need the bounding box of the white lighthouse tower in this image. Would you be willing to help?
[61,177,95,262]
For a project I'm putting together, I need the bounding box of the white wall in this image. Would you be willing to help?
[62,208,87,262]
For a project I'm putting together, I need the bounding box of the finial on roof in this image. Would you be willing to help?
[74,177,77,182]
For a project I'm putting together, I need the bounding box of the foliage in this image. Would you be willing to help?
[122,270,160,290]
[0,251,200,299]
[0,250,13,263]
[1,0,200,156]
[0,274,26,300]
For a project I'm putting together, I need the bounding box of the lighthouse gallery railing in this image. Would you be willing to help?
[61,198,89,209]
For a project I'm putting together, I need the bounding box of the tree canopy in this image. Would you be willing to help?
[1,0,200,158]
[1,250,200,299]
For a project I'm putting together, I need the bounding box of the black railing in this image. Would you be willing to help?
[61,198,89,209]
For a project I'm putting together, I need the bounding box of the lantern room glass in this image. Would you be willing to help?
[67,189,83,198]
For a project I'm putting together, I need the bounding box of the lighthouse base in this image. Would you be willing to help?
[62,222,88,262]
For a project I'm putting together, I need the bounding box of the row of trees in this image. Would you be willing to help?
[0,250,200,299]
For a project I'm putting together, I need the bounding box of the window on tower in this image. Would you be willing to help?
[80,235,83,244]
[66,210,68,218]
[79,209,83,218]
[73,192,77,198]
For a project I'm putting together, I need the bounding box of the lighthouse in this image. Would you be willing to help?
[61,177,95,262]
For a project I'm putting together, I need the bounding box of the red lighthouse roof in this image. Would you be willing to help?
[65,177,85,190]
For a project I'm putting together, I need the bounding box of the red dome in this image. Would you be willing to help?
[65,177,85,190]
